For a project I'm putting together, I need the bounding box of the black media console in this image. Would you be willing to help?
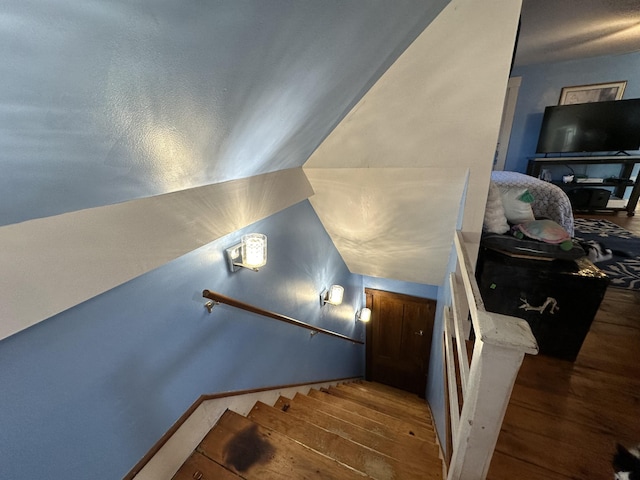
[527,156,640,216]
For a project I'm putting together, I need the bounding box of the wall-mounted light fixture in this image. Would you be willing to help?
[322,284,344,306]
[226,233,267,272]
[356,307,372,323]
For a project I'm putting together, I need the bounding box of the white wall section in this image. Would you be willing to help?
[305,167,467,285]
[0,168,313,340]
[305,0,523,284]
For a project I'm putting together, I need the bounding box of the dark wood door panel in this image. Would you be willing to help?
[372,297,404,359]
[402,302,433,372]
[365,288,435,396]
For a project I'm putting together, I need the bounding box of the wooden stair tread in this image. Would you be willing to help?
[247,401,439,480]
[273,395,407,455]
[345,382,432,415]
[291,392,436,450]
[327,385,432,426]
[356,381,432,412]
[337,383,429,412]
[322,381,431,423]
[273,396,440,469]
[197,409,370,479]
[308,388,434,440]
[172,451,240,479]
[170,383,444,480]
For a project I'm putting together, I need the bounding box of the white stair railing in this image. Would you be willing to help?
[445,231,538,480]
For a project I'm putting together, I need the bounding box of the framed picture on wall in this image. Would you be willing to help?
[558,81,627,105]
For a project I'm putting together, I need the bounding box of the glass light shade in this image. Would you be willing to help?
[326,284,344,305]
[241,233,267,269]
[358,308,372,322]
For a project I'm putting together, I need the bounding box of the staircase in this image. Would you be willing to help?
[171,381,443,479]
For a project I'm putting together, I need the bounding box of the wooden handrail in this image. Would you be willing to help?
[202,290,364,345]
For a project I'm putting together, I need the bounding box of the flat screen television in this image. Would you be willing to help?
[535,98,640,154]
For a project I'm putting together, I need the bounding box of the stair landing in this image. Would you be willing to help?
[171,381,443,479]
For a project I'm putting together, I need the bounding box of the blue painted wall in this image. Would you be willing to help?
[0,201,365,480]
[505,51,640,175]
[0,0,447,227]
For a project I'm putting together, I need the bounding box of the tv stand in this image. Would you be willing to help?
[527,156,640,216]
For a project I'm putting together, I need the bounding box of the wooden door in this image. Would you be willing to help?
[365,288,435,396]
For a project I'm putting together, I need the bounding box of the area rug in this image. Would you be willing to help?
[573,218,640,291]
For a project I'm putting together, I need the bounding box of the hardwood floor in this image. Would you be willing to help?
[487,211,640,479]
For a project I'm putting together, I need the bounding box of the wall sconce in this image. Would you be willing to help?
[356,308,372,323]
[322,284,344,305]
[226,233,267,272]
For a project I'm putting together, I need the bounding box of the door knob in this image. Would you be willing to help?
[414,330,424,336]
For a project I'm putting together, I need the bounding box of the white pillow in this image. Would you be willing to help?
[499,187,535,225]
[483,182,510,234]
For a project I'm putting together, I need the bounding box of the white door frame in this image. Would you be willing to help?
[494,76,522,171]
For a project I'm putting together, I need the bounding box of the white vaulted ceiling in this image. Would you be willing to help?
[516,0,640,66]
[304,168,468,285]
[304,0,522,286]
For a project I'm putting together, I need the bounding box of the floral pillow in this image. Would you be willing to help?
[512,219,573,251]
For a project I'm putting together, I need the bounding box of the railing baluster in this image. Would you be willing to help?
[448,273,470,396]
[445,231,538,480]
[443,305,460,445]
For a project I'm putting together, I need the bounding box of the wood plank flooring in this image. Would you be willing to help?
[487,211,640,479]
